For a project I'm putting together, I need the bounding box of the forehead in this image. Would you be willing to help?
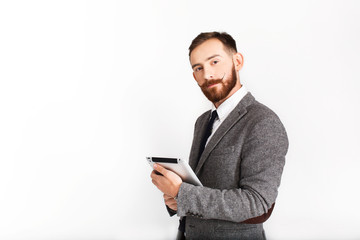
[190,38,230,64]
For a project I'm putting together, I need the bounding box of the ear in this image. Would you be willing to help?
[192,72,197,81]
[233,53,244,71]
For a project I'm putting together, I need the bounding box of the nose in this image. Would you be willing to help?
[204,66,215,80]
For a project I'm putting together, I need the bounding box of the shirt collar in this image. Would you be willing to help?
[211,85,248,122]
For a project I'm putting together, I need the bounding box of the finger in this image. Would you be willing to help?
[164,197,176,204]
[163,194,173,200]
[165,199,176,206]
[151,173,160,186]
[150,170,160,180]
[153,164,169,177]
[152,179,157,186]
[167,202,177,210]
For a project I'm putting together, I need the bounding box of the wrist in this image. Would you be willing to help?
[173,183,181,200]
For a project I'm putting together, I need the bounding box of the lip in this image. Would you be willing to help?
[208,83,219,88]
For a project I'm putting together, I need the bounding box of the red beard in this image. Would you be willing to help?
[199,66,237,103]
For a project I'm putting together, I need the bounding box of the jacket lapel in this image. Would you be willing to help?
[189,111,211,170]
[194,93,254,174]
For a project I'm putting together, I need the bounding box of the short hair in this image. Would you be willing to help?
[188,31,237,57]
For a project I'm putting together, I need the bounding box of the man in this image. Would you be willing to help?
[151,32,288,239]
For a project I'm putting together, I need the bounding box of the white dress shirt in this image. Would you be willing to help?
[206,86,248,146]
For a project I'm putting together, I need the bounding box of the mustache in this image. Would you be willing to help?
[200,73,226,88]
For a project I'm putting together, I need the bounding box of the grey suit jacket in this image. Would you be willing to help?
[174,92,288,239]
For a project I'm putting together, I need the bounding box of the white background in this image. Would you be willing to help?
[1,1,359,239]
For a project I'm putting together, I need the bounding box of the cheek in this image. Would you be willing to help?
[221,66,232,77]
[194,74,205,85]
[217,60,233,74]
[197,79,205,86]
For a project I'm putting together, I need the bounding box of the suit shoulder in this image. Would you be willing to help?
[243,99,287,138]
[244,99,289,152]
[195,110,211,125]
[246,99,282,123]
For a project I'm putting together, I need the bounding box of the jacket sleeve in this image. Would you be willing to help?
[176,116,289,222]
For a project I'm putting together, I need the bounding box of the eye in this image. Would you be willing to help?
[195,67,203,72]
[212,60,219,65]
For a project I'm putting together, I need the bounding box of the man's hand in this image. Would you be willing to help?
[164,194,177,211]
[150,163,182,198]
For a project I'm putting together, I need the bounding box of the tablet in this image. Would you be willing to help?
[146,157,202,186]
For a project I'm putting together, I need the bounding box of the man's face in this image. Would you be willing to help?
[190,38,240,104]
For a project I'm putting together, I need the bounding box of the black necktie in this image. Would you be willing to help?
[198,110,218,160]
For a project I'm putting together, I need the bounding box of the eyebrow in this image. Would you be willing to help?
[191,54,221,69]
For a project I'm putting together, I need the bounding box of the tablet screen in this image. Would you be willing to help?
[152,157,178,163]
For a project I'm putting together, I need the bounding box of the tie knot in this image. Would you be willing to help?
[210,110,218,122]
